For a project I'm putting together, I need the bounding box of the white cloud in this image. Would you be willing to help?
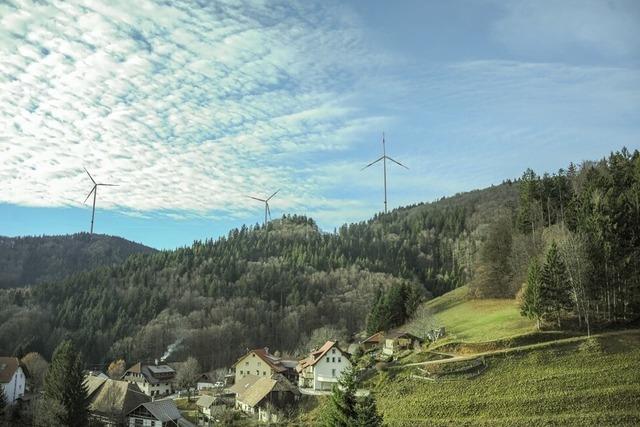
[0,0,378,219]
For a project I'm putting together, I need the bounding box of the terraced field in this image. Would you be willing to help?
[371,331,640,426]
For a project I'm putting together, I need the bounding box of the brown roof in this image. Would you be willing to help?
[297,341,348,371]
[125,362,141,374]
[232,348,287,373]
[229,374,260,396]
[385,330,422,341]
[0,357,23,383]
[236,375,299,408]
[362,332,385,344]
[84,376,150,419]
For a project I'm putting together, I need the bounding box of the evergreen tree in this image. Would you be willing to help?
[521,259,542,329]
[322,368,358,427]
[366,288,384,335]
[539,243,572,328]
[355,393,383,427]
[44,340,90,427]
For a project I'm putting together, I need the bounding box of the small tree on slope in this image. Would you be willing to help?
[322,368,358,427]
[355,393,383,427]
[521,259,543,329]
[539,242,572,328]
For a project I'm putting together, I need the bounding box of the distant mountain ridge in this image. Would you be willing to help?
[0,233,156,289]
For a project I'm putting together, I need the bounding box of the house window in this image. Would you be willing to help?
[246,362,249,366]
[332,349,336,354]
[332,369,336,377]
[256,370,259,375]
[240,370,243,375]
[263,371,266,376]
[326,357,330,363]
[332,357,335,363]
[338,357,341,363]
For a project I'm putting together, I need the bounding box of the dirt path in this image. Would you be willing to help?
[402,328,640,368]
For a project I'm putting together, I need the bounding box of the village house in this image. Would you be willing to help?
[122,361,176,397]
[296,341,351,391]
[361,331,385,351]
[0,356,27,404]
[84,375,150,426]
[229,374,300,423]
[382,330,423,356]
[195,394,230,422]
[127,399,195,427]
[232,347,298,384]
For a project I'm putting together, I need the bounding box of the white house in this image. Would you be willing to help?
[121,362,175,397]
[296,341,351,391]
[0,356,27,404]
[127,399,194,427]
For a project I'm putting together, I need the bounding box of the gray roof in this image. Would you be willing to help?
[136,399,182,422]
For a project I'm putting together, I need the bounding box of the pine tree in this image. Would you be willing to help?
[355,393,383,427]
[322,368,357,427]
[521,259,542,329]
[539,243,572,328]
[44,340,90,427]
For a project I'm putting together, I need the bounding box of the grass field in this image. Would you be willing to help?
[406,285,535,342]
[370,331,640,426]
[301,288,640,426]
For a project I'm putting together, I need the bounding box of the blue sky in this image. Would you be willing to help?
[1,0,639,249]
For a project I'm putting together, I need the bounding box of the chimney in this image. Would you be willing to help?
[155,358,158,366]
[264,347,269,354]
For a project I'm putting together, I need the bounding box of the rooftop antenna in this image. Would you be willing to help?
[362,132,408,214]
[248,189,280,226]
[83,168,118,234]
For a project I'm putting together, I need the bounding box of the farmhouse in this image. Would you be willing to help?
[383,330,423,356]
[0,356,27,404]
[296,341,351,391]
[196,394,230,422]
[361,331,385,351]
[229,374,300,423]
[84,375,150,426]
[122,361,175,397]
[126,399,195,427]
[232,347,298,384]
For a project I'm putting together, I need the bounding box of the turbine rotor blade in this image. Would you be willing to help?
[83,186,96,204]
[248,196,266,202]
[266,189,280,201]
[84,167,96,185]
[361,156,384,170]
[267,203,271,219]
[98,183,118,186]
[386,156,409,169]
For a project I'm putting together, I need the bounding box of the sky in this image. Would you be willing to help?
[1,0,639,249]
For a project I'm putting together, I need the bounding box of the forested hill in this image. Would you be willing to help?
[0,233,156,289]
[0,181,518,369]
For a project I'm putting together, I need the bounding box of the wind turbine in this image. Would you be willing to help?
[83,168,117,234]
[248,189,280,226]
[362,132,408,214]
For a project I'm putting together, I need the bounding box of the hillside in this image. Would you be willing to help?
[0,233,156,289]
[303,288,640,426]
[0,182,517,367]
[405,285,535,342]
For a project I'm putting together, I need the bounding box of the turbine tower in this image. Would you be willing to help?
[248,189,280,226]
[83,168,117,234]
[362,132,408,214]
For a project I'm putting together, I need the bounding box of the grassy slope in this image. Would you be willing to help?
[406,285,535,342]
[304,288,640,426]
[372,332,640,426]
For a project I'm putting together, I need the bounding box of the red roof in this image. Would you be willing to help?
[362,331,384,344]
[232,348,287,373]
[0,357,21,384]
[297,341,346,371]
